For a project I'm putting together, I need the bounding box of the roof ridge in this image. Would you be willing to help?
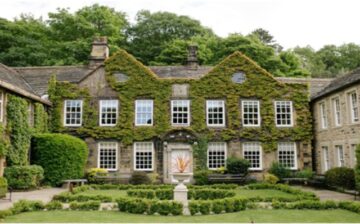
[13,65,89,69]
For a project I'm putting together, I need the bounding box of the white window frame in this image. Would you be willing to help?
[63,100,83,127]
[322,146,330,172]
[171,100,190,126]
[242,100,261,127]
[0,92,4,122]
[133,142,154,171]
[97,142,118,171]
[207,142,227,170]
[332,97,341,127]
[135,100,153,126]
[319,102,328,129]
[242,142,262,170]
[206,100,225,127]
[277,142,298,170]
[274,101,293,127]
[336,145,345,167]
[99,100,119,127]
[349,91,359,123]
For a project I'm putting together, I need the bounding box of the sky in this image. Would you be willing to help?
[1,0,359,50]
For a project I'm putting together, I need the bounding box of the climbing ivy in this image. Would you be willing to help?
[48,49,312,152]
[34,103,48,133]
[6,95,31,166]
[193,137,208,171]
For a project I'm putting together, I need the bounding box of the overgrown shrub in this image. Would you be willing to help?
[4,165,44,190]
[31,133,88,186]
[226,157,250,175]
[325,167,355,189]
[45,201,63,210]
[264,173,279,184]
[86,168,108,184]
[129,171,151,185]
[269,162,291,179]
[0,177,8,198]
[69,201,100,211]
[295,168,314,179]
[11,200,44,214]
[193,170,210,185]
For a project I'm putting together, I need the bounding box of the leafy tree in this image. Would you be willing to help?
[125,10,214,64]
[293,46,327,77]
[249,28,283,52]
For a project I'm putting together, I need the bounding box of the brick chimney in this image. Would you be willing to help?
[89,36,109,67]
[187,44,198,68]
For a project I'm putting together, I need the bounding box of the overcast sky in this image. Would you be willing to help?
[1,0,359,50]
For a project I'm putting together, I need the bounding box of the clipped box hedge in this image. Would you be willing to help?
[4,165,43,190]
[31,134,88,186]
[117,197,183,215]
[0,177,7,198]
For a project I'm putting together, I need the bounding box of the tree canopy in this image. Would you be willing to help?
[0,4,359,78]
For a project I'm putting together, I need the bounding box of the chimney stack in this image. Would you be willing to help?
[187,44,198,68]
[89,36,109,67]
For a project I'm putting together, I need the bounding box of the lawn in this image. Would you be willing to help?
[4,209,360,223]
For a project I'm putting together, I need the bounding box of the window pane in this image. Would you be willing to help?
[278,142,296,169]
[208,142,226,169]
[99,142,117,170]
[64,100,82,126]
[207,100,225,126]
[275,101,292,126]
[242,100,260,126]
[135,100,153,125]
[100,100,118,126]
[243,142,261,169]
[134,142,153,170]
[172,100,190,125]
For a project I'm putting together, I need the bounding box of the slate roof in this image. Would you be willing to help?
[311,68,360,100]
[12,64,333,98]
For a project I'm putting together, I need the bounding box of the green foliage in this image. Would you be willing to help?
[129,171,151,185]
[0,137,10,158]
[193,137,208,171]
[269,162,291,179]
[11,200,44,215]
[69,201,100,211]
[0,209,13,219]
[325,167,355,189]
[226,157,250,174]
[193,170,210,185]
[338,201,360,214]
[4,165,44,190]
[264,173,279,184]
[189,198,247,215]
[52,192,112,203]
[33,103,48,133]
[116,197,183,215]
[86,168,108,184]
[356,145,360,192]
[272,200,358,211]
[295,168,314,179]
[6,95,31,166]
[189,188,236,200]
[0,177,8,198]
[31,133,88,186]
[45,201,63,210]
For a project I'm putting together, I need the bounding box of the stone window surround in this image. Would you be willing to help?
[277,142,298,170]
[331,96,341,127]
[335,145,345,167]
[321,145,330,173]
[133,142,154,171]
[319,101,328,129]
[274,101,293,127]
[97,141,118,171]
[63,99,83,127]
[346,89,359,124]
[99,99,119,127]
[242,142,263,171]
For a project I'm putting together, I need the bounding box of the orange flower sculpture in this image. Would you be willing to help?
[174,155,191,173]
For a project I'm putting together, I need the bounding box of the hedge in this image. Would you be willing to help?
[4,165,44,190]
[189,198,247,215]
[116,197,183,215]
[31,134,88,186]
[325,167,355,189]
[0,177,7,198]
[69,201,100,211]
[354,144,360,192]
[52,192,112,202]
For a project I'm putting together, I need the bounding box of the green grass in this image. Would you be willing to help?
[4,209,360,223]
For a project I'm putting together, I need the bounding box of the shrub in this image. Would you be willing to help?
[127,189,156,199]
[0,177,8,198]
[45,201,63,210]
[269,162,291,179]
[355,145,360,192]
[129,171,151,185]
[52,192,112,202]
[193,170,210,185]
[212,200,224,214]
[264,173,279,184]
[171,202,183,215]
[86,168,108,184]
[199,201,211,215]
[189,188,235,200]
[189,201,200,215]
[156,201,172,215]
[226,157,250,175]
[295,168,314,179]
[69,201,100,211]
[31,134,88,186]
[0,209,13,219]
[325,167,355,189]
[116,198,182,215]
[11,200,44,214]
[4,165,44,190]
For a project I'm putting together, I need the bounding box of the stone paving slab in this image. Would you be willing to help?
[295,186,356,201]
[0,188,66,210]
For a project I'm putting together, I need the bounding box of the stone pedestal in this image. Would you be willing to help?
[173,173,192,215]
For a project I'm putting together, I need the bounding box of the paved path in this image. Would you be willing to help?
[295,186,356,201]
[0,188,66,210]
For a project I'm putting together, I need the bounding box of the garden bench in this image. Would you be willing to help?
[62,179,88,191]
[94,174,130,184]
[208,173,247,183]
[343,189,360,200]
[282,177,308,185]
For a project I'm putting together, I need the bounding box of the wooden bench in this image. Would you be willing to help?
[62,179,88,191]
[282,177,308,185]
[208,173,247,183]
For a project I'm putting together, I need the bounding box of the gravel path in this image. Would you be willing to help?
[294,185,356,201]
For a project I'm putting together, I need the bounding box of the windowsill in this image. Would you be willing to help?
[64,125,82,127]
[249,168,263,172]
[276,125,293,128]
[134,169,154,172]
[243,125,261,128]
[172,124,190,127]
[207,125,226,128]
[135,124,153,127]
[99,124,117,127]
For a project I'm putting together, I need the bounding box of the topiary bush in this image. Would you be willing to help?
[226,157,250,175]
[264,173,279,184]
[86,168,108,184]
[0,177,8,198]
[4,165,44,190]
[269,162,291,179]
[31,134,88,186]
[325,167,355,190]
[129,171,151,185]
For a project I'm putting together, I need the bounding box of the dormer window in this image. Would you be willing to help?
[232,72,246,84]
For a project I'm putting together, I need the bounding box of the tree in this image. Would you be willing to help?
[249,28,283,53]
[125,10,214,64]
[293,46,327,77]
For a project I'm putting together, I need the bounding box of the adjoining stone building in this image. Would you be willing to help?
[1,37,334,182]
[312,69,360,174]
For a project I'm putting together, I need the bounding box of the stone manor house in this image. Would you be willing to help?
[0,37,357,182]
